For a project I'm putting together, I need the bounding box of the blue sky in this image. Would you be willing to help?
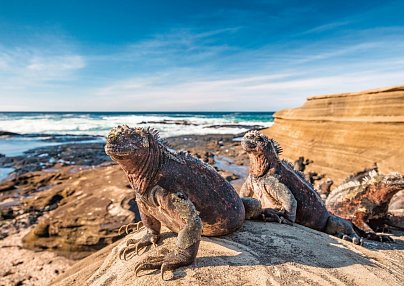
[0,0,403,111]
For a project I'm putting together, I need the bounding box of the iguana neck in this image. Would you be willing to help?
[248,149,279,177]
[121,137,163,195]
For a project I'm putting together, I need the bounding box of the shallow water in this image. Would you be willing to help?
[0,137,104,157]
[0,167,14,182]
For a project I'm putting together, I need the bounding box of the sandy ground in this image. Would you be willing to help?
[0,228,74,286]
[52,221,404,286]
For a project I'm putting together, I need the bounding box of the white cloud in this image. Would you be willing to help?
[26,55,85,72]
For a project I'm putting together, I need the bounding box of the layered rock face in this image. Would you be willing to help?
[263,86,404,184]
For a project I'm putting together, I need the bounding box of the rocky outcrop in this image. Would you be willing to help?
[263,86,404,185]
[51,221,404,286]
[19,164,139,259]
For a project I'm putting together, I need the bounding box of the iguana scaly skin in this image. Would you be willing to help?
[240,130,362,244]
[104,125,263,279]
[326,170,404,242]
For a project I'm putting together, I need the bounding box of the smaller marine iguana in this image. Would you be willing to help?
[240,130,362,244]
[293,156,313,172]
[318,178,334,201]
[105,125,267,280]
[326,169,404,242]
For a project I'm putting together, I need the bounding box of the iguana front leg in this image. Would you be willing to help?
[325,215,362,245]
[261,175,297,224]
[352,211,393,242]
[120,198,161,260]
[240,175,294,224]
[135,190,202,280]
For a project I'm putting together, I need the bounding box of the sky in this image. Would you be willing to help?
[0,0,403,111]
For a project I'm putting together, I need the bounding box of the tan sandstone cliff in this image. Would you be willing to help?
[262,85,404,184]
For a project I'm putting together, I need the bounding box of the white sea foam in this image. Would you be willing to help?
[0,113,273,137]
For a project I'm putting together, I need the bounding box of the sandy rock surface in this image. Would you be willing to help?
[263,85,404,185]
[52,221,404,286]
[0,228,74,286]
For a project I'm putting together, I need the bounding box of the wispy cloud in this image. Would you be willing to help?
[300,21,352,35]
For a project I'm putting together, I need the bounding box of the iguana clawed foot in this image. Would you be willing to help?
[337,232,363,245]
[119,232,159,260]
[262,209,293,226]
[135,243,199,281]
[366,232,394,243]
[118,221,144,236]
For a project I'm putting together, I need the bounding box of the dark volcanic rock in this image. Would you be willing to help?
[138,119,197,125]
[0,131,20,136]
[204,124,265,130]
[2,143,111,176]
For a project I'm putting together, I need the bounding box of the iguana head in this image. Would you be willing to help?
[105,125,163,193]
[241,130,282,156]
[105,125,152,160]
[242,130,283,176]
[378,172,404,192]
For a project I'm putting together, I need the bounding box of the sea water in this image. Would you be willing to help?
[0,112,274,155]
[0,112,274,137]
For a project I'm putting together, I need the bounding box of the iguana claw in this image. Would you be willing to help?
[261,209,293,225]
[339,232,362,245]
[134,245,197,281]
[118,221,144,236]
[367,232,394,243]
[119,232,159,260]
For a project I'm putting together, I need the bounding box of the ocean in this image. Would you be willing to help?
[0,112,274,157]
[0,112,274,136]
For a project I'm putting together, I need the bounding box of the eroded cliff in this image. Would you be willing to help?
[263,86,404,184]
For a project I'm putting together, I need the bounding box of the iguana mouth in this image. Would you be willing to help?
[104,144,134,157]
[382,173,404,189]
[241,138,257,152]
[104,125,141,158]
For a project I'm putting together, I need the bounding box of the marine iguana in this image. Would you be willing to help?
[318,178,334,201]
[326,169,404,241]
[240,130,362,244]
[104,125,265,280]
[293,156,313,172]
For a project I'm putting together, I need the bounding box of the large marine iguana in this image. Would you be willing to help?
[104,125,266,280]
[240,130,362,244]
[326,169,404,241]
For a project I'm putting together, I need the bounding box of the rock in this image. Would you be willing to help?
[8,143,111,176]
[218,170,240,182]
[388,190,404,229]
[21,165,139,259]
[0,131,20,136]
[263,85,404,185]
[0,228,74,286]
[204,124,265,130]
[0,181,16,192]
[390,190,404,211]
[51,221,404,286]
[138,119,197,126]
